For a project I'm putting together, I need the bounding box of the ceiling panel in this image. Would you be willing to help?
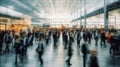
[0,0,106,22]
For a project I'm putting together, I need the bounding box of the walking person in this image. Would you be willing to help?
[66,32,74,65]
[87,31,92,44]
[36,37,44,65]
[81,40,89,67]
[77,31,81,48]
[4,32,12,53]
[100,31,106,47]
[45,31,49,45]
[64,32,68,49]
[27,33,34,46]
[53,31,58,48]
[14,35,24,64]
[66,35,73,65]
[22,33,28,56]
[0,31,4,53]
[89,49,99,67]
[94,31,99,46]
[83,31,88,42]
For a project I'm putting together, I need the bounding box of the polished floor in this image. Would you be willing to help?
[0,33,120,67]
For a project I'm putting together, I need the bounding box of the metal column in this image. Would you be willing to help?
[79,0,82,28]
[115,16,116,29]
[80,9,82,28]
[84,0,87,28]
[104,0,108,29]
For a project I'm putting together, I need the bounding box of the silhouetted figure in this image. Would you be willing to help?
[34,31,39,41]
[14,35,24,64]
[100,31,106,47]
[66,32,73,65]
[49,30,52,36]
[39,30,45,40]
[45,32,49,45]
[62,31,66,41]
[69,32,74,43]
[27,33,34,46]
[4,32,12,53]
[77,32,81,48]
[22,34,28,56]
[83,31,88,42]
[89,50,99,67]
[36,38,44,64]
[87,31,92,44]
[0,31,4,53]
[66,42,73,65]
[81,41,89,67]
[53,31,58,48]
[109,35,120,55]
[64,32,68,49]
[94,31,99,46]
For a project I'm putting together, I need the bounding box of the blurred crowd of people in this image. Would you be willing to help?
[0,28,119,67]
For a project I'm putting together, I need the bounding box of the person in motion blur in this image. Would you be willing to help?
[14,35,24,64]
[66,32,73,65]
[89,49,99,67]
[94,31,99,46]
[0,31,4,53]
[36,37,44,65]
[4,31,12,53]
[100,31,106,47]
[81,40,89,67]
[77,31,81,48]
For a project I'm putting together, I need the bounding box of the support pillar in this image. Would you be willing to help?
[84,0,87,28]
[80,18,82,28]
[80,9,82,28]
[104,0,108,30]
[115,16,116,29]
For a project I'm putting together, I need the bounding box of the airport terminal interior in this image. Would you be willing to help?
[0,0,120,67]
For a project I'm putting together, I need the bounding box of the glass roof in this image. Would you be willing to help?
[0,6,24,18]
[0,0,119,22]
[25,0,104,21]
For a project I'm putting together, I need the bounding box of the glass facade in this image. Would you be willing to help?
[0,0,120,28]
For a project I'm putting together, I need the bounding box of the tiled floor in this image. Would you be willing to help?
[0,33,120,67]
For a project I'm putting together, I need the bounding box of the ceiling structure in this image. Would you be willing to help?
[0,0,117,23]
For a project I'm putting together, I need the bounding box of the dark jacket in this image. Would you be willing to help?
[83,32,88,41]
[5,34,12,44]
[14,39,23,54]
[36,42,44,54]
[77,33,81,41]
[81,43,89,55]
[64,34,68,42]
[89,56,99,67]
